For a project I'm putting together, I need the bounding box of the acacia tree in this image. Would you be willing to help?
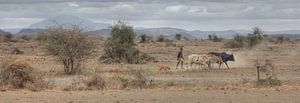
[44,25,94,74]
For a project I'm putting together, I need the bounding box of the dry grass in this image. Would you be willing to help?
[109,68,154,89]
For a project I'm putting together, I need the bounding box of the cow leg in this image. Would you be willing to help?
[225,62,230,69]
[219,62,222,69]
[187,61,190,69]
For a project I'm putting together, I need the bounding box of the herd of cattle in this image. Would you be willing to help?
[186,52,235,70]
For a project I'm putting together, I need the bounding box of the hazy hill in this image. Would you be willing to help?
[29,15,111,31]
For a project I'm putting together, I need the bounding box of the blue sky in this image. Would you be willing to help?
[0,0,300,31]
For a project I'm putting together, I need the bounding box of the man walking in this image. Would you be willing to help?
[176,47,184,69]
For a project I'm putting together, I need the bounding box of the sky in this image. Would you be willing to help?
[0,0,300,31]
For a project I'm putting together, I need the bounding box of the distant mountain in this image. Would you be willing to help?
[270,34,300,38]
[266,30,300,35]
[86,29,112,38]
[88,27,212,39]
[2,28,23,34]
[134,27,198,39]
[88,28,247,39]
[16,28,45,36]
[9,15,300,39]
[193,30,239,39]
[29,15,111,31]
[0,29,12,36]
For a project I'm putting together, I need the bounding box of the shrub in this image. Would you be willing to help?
[276,36,284,44]
[139,34,151,43]
[101,21,153,64]
[225,27,264,48]
[129,69,148,88]
[247,27,264,48]
[209,34,223,42]
[86,74,106,90]
[20,35,31,41]
[183,36,189,41]
[255,59,281,87]
[257,78,282,87]
[65,74,106,91]
[112,69,150,89]
[175,33,182,40]
[43,24,94,74]
[0,58,49,90]
[225,34,247,48]
[157,35,165,42]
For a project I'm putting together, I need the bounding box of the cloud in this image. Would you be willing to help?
[165,5,207,13]
[0,0,300,31]
[110,3,136,13]
[67,2,80,7]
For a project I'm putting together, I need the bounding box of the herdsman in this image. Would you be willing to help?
[176,46,184,69]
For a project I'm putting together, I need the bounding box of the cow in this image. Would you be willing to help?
[206,55,223,69]
[208,52,235,69]
[186,54,210,69]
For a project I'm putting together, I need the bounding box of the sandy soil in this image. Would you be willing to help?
[0,39,300,103]
[1,89,300,103]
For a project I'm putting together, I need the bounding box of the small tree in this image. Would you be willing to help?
[157,35,165,42]
[43,25,94,74]
[225,34,247,48]
[212,35,223,42]
[140,34,148,43]
[276,36,284,44]
[175,33,182,40]
[101,21,153,64]
[208,35,212,40]
[247,27,264,48]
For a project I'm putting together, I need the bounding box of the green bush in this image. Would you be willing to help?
[101,21,153,64]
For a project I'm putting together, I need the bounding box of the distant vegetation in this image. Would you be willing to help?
[225,27,264,48]
[247,27,264,48]
[139,34,152,43]
[43,24,95,74]
[175,33,182,40]
[208,34,223,42]
[157,35,166,42]
[101,21,154,64]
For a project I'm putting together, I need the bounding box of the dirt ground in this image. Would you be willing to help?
[0,39,300,103]
[1,89,300,103]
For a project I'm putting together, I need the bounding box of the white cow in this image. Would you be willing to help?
[186,54,210,69]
